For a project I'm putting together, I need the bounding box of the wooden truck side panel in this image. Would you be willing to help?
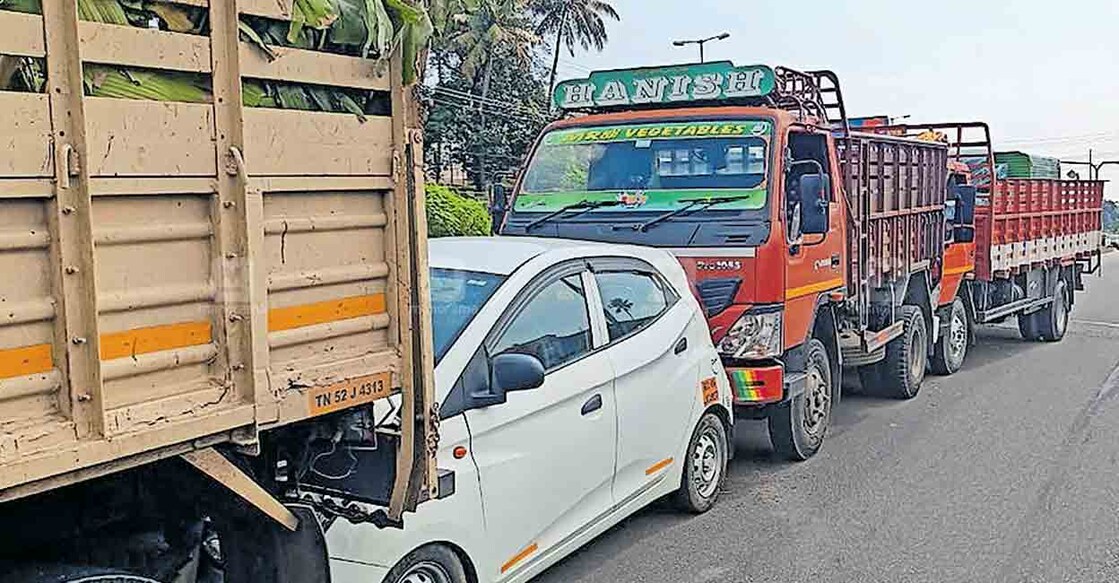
[0,3,432,502]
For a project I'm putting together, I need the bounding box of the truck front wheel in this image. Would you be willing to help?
[931,298,969,375]
[768,339,832,461]
[874,306,927,399]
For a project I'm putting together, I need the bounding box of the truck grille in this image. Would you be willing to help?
[696,277,741,317]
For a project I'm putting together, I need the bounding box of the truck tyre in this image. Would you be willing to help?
[673,412,728,513]
[1017,311,1041,341]
[768,339,832,461]
[875,306,927,400]
[0,565,162,583]
[1037,279,1070,342]
[385,544,469,583]
[931,297,968,375]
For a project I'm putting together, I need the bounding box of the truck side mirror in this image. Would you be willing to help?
[951,184,977,225]
[490,184,508,213]
[799,174,830,235]
[954,226,976,244]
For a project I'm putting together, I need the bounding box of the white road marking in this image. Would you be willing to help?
[1072,319,1119,329]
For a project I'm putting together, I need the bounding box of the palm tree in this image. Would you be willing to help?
[444,0,537,186]
[532,0,620,96]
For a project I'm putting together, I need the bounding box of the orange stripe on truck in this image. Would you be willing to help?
[645,457,675,475]
[100,321,212,361]
[0,294,387,380]
[268,294,386,332]
[0,343,53,380]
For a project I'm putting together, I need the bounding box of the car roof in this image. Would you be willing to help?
[429,236,651,276]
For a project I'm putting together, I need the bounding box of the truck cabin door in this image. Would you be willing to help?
[783,128,845,343]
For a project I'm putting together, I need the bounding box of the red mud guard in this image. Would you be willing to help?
[726,365,785,405]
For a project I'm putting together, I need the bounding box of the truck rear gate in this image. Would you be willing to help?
[0,3,433,508]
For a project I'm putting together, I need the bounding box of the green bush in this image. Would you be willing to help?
[425,184,492,238]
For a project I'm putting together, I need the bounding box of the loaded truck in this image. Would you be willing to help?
[0,2,441,581]
[499,62,953,460]
[864,122,1103,373]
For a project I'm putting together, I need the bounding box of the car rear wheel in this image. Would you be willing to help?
[385,545,468,583]
[768,339,832,461]
[672,412,728,514]
[931,297,969,375]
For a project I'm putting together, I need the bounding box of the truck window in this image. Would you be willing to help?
[517,120,773,214]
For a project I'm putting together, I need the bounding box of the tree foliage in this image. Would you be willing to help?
[426,183,492,237]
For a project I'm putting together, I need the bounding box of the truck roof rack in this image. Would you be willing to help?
[772,67,850,135]
[858,121,995,188]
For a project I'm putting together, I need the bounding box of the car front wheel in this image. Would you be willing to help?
[385,545,469,583]
[672,412,728,514]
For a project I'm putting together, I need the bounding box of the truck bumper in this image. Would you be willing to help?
[725,365,786,405]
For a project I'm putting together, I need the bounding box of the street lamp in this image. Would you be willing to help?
[672,32,731,63]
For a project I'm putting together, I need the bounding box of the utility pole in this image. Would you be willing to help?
[672,32,731,63]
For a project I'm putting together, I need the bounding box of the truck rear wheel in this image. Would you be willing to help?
[1017,311,1041,341]
[768,339,832,461]
[874,306,927,400]
[931,298,968,375]
[1037,279,1070,342]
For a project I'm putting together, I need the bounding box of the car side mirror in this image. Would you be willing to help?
[491,353,545,393]
[799,173,830,235]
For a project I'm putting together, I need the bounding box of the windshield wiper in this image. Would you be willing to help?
[634,194,756,232]
[525,200,622,231]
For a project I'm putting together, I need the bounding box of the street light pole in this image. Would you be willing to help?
[672,32,731,63]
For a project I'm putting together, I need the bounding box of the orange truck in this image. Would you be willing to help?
[864,123,1104,373]
[499,63,953,459]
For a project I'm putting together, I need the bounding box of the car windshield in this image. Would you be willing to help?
[516,119,771,214]
[430,268,506,364]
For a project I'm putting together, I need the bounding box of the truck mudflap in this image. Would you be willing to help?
[726,365,805,405]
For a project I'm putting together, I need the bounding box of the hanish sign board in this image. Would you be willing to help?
[553,62,776,110]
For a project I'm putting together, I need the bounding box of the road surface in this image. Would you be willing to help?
[537,252,1119,583]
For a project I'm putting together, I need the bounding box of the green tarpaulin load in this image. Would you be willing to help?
[0,0,432,112]
[994,151,1062,180]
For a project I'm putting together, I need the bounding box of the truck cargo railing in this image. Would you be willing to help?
[0,2,434,515]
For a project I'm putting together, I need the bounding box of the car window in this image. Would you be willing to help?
[491,274,592,370]
[430,268,507,365]
[595,271,676,342]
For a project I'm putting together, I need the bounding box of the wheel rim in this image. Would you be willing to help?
[399,561,453,583]
[692,426,724,499]
[1055,287,1068,336]
[802,364,830,436]
[948,308,967,364]
[910,323,927,383]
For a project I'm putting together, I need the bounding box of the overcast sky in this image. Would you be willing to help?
[555,0,1119,196]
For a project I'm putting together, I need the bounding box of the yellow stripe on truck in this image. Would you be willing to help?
[100,321,212,361]
[0,294,387,380]
[0,343,53,380]
[786,278,845,300]
[268,294,387,332]
[501,542,539,574]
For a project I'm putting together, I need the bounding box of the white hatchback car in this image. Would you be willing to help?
[328,237,733,583]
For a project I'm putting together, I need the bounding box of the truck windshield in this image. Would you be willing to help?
[516,119,771,215]
[431,268,506,364]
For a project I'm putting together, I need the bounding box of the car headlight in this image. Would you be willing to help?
[718,309,783,359]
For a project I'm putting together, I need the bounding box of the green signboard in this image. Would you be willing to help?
[545,120,772,145]
[553,62,776,110]
[514,188,767,213]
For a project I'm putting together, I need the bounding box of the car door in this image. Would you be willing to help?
[464,264,617,581]
[589,259,705,503]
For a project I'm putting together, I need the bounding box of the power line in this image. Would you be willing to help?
[429,86,550,121]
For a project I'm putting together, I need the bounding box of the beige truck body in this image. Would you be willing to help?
[0,1,434,509]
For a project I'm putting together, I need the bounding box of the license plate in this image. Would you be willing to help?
[308,372,393,416]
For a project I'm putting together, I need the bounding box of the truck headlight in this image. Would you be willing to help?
[718,309,783,359]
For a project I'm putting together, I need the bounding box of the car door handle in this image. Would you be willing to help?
[674,337,688,355]
[581,394,603,416]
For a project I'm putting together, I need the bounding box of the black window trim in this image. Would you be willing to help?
[587,256,681,350]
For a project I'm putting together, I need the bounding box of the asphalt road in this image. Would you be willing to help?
[536,252,1119,583]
